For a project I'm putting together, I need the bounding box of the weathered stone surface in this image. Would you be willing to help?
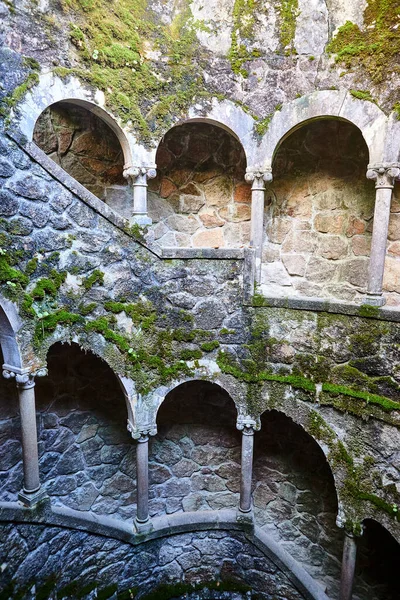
[192,228,224,248]
[317,235,348,260]
[282,254,306,276]
[314,213,345,234]
[6,174,51,201]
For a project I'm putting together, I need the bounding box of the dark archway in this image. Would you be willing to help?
[354,518,400,600]
[33,101,129,212]
[149,122,248,248]
[35,342,135,518]
[253,410,341,598]
[151,380,240,516]
[0,346,21,501]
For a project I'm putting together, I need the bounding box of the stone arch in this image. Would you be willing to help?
[36,341,137,516]
[156,99,257,166]
[354,518,400,599]
[15,73,132,169]
[149,116,251,248]
[0,295,23,370]
[260,113,374,302]
[39,335,137,434]
[254,408,342,598]
[149,378,241,517]
[256,90,388,170]
[139,370,245,437]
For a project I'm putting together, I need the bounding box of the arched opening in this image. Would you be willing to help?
[151,380,240,516]
[263,118,374,302]
[149,122,249,248]
[253,410,341,598]
[0,346,21,501]
[33,101,129,213]
[354,519,400,600]
[35,342,136,518]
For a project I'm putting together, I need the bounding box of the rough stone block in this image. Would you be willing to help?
[282,254,306,276]
[192,228,224,248]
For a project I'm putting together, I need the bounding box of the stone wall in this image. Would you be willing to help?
[35,343,137,520]
[0,526,304,600]
[33,102,128,206]
[261,119,376,303]
[148,123,250,249]
[150,381,240,516]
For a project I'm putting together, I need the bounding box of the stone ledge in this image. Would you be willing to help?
[254,294,400,323]
[0,501,329,600]
[161,248,245,260]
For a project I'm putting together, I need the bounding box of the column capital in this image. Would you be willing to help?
[245,168,273,189]
[123,165,157,181]
[3,366,47,389]
[127,420,157,440]
[366,163,400,189]
[336,512,364,538]
[236,414,261,434]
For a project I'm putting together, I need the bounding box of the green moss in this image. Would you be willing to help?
[350,89,376,102]
[82,269,104,291]
[217,349,316,392]
[78,302,97,315]
[358,303,380,318]
[227,0,259,76]
[322,382,400,412]
[200,340,220,352]
[25,256,38,276]
[279,0,299,52]
[220,328,236,335]
[180,348,203,361]
[346,481,400,520]
[327,2,400,85]
[30,270,67,299]
[0,254,29,286]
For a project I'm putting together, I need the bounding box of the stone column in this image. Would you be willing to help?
[339,529,359,600]
[128,422,157,533]
[365,163,400,306]
[245,168,273,283]
[236,415,260,522]
[123,166,157,226]
[3,367,47,507]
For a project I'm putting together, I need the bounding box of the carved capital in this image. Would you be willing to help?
[366,163,400,189]
[3,367,47,389]
[245,168,273,189]
[127,420,157,440]
[123,166,157,182]
[237,414,261,434]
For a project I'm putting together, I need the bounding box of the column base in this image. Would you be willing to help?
[18,486,47,508]
[363,294,386,307]
[236,507,254,526]
[130,215,152,226]
[134,517,153,534]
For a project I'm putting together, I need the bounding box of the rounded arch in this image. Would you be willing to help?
[14,73,133,168]
[0,295,23,369]
[355,518,400,598]
[39,333,135,428]
[258,404,341,504]
[140,369,246,437]
[155,99,257,167]
[255,90,388,170]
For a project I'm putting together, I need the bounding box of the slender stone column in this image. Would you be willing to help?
[123,166,157,226]
[3,367,47,507]
[339,529,359,600]
[128,421,157,533]
[236,415,260,521]
[365,163,400,306]
[245,168,273,283]
[136,433,150,525]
